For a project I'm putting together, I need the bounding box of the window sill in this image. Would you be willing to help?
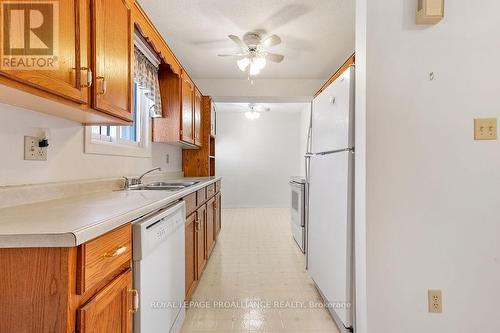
[84,129,151,158]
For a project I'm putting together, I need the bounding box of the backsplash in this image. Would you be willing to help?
[0,102,182,186]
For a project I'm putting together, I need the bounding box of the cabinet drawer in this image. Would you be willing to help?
[206,183,216,198]
[216,180,221,193]
[77,224,132,294]
[197,188,206,205]
[183,192,197,216]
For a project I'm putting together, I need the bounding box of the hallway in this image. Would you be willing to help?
[181,208,340,333]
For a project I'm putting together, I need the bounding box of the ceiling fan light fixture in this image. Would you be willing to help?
[249,56,266,76]
[237,57,250,71]
[253,56,266,70]
[245,111,261,120]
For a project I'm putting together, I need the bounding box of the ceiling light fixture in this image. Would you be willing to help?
[219,32,284,77]
[245,111,261,120]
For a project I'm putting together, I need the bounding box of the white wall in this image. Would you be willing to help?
[0,103,182,186]
[216,111,301,208]
[356,0,500,332]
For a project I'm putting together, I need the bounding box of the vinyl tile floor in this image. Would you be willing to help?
[180,208,340,333]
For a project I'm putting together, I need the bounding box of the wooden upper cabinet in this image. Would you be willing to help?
[181,72,195,144]
[0,0,90,104]
[78,269,133,333]
[194,88,202,146]
[92,0,133,121]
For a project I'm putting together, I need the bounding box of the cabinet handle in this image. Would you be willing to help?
[128,289,139,313]
[80,67,92,87]
[102,245,127,258]
[195,219,200,230]
[96,76,106,95]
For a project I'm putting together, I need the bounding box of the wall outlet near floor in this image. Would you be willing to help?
[474,118,497,140]
[428,289,443,313]
[24,136,47,161]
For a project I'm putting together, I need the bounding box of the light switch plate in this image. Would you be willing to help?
[24,136,47,161]
[474,118,497,140]
[428,289,442,313]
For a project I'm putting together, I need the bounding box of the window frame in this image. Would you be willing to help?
[84,86,152,158]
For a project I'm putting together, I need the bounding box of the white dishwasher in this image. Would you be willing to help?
[133,201,186,333]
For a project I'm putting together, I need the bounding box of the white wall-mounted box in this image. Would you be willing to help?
[416,0,444,24]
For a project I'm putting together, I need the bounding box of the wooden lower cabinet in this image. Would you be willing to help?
[185,213,197,298]
[195,205,207,278]
[78,269,133,333]
[183,182,222,297]
[206,197,216,257]
[0,225,134,333]
[215,192,222,235]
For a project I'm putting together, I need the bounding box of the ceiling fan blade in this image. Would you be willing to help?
[228,35,248,50]
[261,34,281,47]
[265,52,285,63]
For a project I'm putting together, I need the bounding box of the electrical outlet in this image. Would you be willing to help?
[428,289,442,313]
[474,118,497,140]
[24,136,47,161]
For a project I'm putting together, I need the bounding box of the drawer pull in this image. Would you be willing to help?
[96,76,106,95]
[103,245,127,258]
[128,289,139,313]
[81,67,92,87]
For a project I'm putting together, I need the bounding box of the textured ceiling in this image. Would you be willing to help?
[138,0,355,80]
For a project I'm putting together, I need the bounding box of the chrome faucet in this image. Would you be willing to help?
[123,167,161,189]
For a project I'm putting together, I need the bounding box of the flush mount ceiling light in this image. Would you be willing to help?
[219,32,285,77]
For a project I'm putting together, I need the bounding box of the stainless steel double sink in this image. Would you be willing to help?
[128,181,200,191]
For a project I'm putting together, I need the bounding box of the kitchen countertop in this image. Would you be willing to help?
[0,177,221,248]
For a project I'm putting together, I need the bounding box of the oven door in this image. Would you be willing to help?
[290,181,305,252]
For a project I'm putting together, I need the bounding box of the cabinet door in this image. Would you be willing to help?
[78,270,132,333]
[210,102,216,136]
[195,205,206,277]
[194,88,202,146]
[0,0,89,103]
[92,0,132,121]
[215,193,222,236]
[206,197,215,257]
[181,73,194,144]
[185,213,197,298]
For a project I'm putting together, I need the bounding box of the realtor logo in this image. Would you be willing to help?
[1,0,59,70]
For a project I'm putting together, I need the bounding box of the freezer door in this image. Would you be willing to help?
[311,66,355,153]
[307,151,354,329]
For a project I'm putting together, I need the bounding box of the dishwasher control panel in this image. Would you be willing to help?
[133,202,186,260]
[147,210,183,247]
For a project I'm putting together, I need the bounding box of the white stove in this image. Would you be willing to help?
[290,177,307,253]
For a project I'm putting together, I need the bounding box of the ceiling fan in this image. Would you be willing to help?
[218,32,285,76]
[242,103,271,120]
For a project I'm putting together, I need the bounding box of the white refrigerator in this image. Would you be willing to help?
[306,65,355,332]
